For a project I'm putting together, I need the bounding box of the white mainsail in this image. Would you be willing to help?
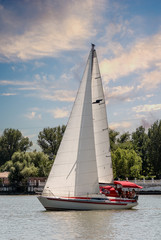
[43,45,99,197]
[92,50,113,183]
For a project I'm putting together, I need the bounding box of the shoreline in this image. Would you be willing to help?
[1,180,161,195]
[1,191,161,195]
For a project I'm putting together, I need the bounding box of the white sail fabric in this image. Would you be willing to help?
[92,50,113,183]
[43,48,99,197]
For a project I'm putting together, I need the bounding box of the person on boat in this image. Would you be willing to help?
[129,190,133,199]
[116,186,122,197]
[132,189,136,198]
[126,191,130,198]
[122,191,126,198]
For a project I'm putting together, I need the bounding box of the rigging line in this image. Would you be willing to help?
[66,161,77,180]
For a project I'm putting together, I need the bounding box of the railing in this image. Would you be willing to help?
[125,178,161,185]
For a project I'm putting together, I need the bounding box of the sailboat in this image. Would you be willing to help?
[38,44,140,210]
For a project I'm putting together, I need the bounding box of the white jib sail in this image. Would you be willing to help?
[43,47,99,197]
[92,50,113,183]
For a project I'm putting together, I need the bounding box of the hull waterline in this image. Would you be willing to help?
[38,196,138,211]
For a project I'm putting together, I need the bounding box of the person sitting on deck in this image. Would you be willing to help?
[117,187,122,197]
[132,189,136,198]
[129,191,133,199]
[126,191,130,198]
[120,190,126,198]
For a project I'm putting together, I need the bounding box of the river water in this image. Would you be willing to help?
[0,195,161,240]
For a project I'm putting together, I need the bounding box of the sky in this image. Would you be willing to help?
[0,0,161,150]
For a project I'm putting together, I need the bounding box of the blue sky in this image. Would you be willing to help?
[0,0,161,150]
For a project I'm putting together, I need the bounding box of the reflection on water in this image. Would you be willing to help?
[0,195,161,240]
[46,210,115,240]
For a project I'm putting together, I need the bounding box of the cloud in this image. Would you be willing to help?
[1,93,17,96]
[138,67,161,90]
[135,113,146,119]
[25,106,70,120]
[98,21,133,58]
[100,33,161,83]
[25,111,41,120]
[0,75,76,102]
[48,108,70,119]
[33,61,46,69]
[25,86,76,102]
[104,84,154,104]
[42,90,75,102]
[109,121,132,130]
[105,85,134,101]
[0,0,105,62]
[0,80,32,86]
[133,104,161,113]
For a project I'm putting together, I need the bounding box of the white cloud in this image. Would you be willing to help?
[98,21,133,58]
[25,111,41,120]
[138,67,161,90]
[48,108,70,119]
[146,94,154,98]
[133,104,161,113]
[109,121,132,130]
[106,85,134,100]
[135,113,146,119]
[1,93,17,96]
[100,33,161,83]
[38,90,76,102]
[0,80,31,86]
[105,85,154,104]
[0,0,105,62]
[0,74,76,102]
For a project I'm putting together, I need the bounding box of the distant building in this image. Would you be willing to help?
[0,171,10,186]
[27,177,47,193]
[0,173,47,193]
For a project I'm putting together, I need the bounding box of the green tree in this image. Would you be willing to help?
[112,148,142,179]
[117,132,130,144]
[31,151,54,177]
[2,151,52,186]
[3,152,37,186]
[109,129,119,151]
[37,125,66,158]
[117,132,134,150]
[0,128,32,166]
[132,126,149,176]
[148,120,161,178]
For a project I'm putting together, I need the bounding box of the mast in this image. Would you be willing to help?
[91,43,95,73]
[91,43,95,54]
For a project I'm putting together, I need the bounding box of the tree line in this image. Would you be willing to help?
[0,120,161,187]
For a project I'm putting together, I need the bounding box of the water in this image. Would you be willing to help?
[0,195,161,240]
